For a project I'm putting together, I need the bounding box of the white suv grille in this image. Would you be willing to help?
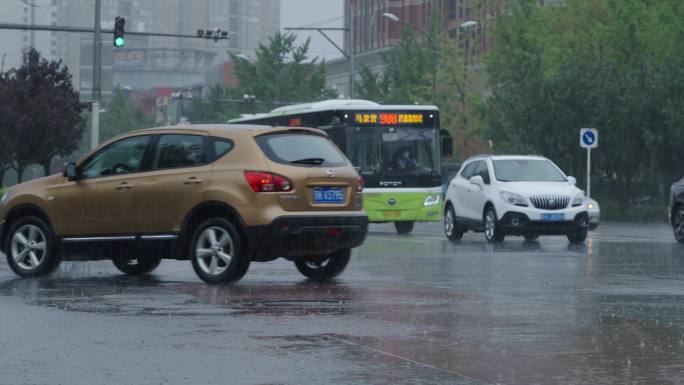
[529,195,569,210]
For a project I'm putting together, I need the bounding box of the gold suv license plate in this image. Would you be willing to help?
[382,210,401,218]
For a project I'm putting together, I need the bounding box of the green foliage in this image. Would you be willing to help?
[354,7,479,158]
[355,17,438,105]
[188,32,337,122]
[355,65,390,103]
[98,87,154,141]
[232,32,337,104]
[484,0,684,206]
[380,27,434,104]
[187,85,232,124]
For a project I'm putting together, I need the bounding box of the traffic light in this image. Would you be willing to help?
[113,17,125,47]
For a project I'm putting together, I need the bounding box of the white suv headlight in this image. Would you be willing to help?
[423,194,441,207]
[572,192,585,207]
[500,191,527,207]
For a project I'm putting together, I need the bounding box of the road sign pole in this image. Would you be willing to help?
[580,128,597,199]
[586,147,591,199]
[91,102,99,150]
[91,0,101,149]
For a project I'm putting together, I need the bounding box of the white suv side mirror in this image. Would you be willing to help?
[469,175,484,189]
[568,176,577,185]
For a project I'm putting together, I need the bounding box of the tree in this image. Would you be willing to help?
[11,48,85,179]
[232,32,337,105]
[355,65,390,103]
[354,8,474,157]
[187,85,241,124]
[483,0,684,205]
[187,32,337,122]
[0,72,18,186]
[355,26,433,105]
[97,87,154,141]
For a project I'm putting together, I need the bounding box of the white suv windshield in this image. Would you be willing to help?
[493,159,566,182]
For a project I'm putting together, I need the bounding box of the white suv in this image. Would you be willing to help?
[443,155,589,244]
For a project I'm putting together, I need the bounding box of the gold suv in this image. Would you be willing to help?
[0,125,368,283]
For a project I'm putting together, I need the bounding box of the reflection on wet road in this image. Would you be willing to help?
[1,223,683,385]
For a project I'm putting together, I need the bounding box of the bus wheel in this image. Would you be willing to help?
[394,221,414,235]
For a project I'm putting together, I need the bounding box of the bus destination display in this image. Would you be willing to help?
[354,112,427,126]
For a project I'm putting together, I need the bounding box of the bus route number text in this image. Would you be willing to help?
[354,113,424,126]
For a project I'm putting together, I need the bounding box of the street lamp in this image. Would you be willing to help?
[381,12,400,23]
[235,54,283,103]
[458,20,477,132]
[382,12,438,105]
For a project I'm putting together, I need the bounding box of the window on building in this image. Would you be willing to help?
[449,0,457,20]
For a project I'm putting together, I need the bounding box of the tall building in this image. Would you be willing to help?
[345,0,504,56]
[327,0,505,97]
[0,0,57,71]
[51,0,280,97]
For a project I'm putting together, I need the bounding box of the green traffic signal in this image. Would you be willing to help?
[113,16,125,47]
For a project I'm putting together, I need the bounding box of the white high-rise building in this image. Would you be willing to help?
[0,0,57,72]
[49,0,280,93]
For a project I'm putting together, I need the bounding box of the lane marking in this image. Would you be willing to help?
[325,334,489,384]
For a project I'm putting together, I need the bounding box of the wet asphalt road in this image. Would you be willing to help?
[1,223,684,385]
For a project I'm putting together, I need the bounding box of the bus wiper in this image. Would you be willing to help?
[290,157,325,165]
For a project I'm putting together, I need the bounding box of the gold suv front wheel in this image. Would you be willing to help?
[5,216,61,277]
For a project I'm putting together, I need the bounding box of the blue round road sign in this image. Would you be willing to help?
[580,128,598,148]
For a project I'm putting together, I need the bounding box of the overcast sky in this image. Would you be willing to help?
[280,0,344,62]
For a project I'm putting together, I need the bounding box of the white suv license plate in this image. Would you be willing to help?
[541,213,566,222]
[313,187,345,204]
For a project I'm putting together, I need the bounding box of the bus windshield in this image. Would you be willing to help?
[348,126,440,178]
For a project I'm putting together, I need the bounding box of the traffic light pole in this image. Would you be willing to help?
[0,20,228,148]
[0,23,223,39]
[91,0,102,149]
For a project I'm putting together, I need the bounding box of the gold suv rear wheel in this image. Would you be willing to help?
[190,218,249,284]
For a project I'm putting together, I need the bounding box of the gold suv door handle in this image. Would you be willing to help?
[116,182,134,191]
[184,177,203,185]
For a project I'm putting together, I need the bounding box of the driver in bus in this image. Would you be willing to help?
[396,148,418,171]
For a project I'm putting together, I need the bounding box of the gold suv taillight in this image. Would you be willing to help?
[244,171,293,192]
[356,176,364,193]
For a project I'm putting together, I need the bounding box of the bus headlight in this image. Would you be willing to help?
[423,194,440,207]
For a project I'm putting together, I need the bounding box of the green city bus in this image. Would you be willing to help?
[230,99,452,234]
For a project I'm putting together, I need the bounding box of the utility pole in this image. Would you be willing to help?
[29,3,35,48]
[349,0,355,99]
[91,0,102,149]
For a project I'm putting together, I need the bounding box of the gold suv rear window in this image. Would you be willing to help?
[255,133,348,167]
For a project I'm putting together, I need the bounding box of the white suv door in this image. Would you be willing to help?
[462,160,490,220]
[451,160,479,221]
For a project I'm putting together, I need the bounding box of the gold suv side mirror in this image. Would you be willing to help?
[63,162,79,181]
